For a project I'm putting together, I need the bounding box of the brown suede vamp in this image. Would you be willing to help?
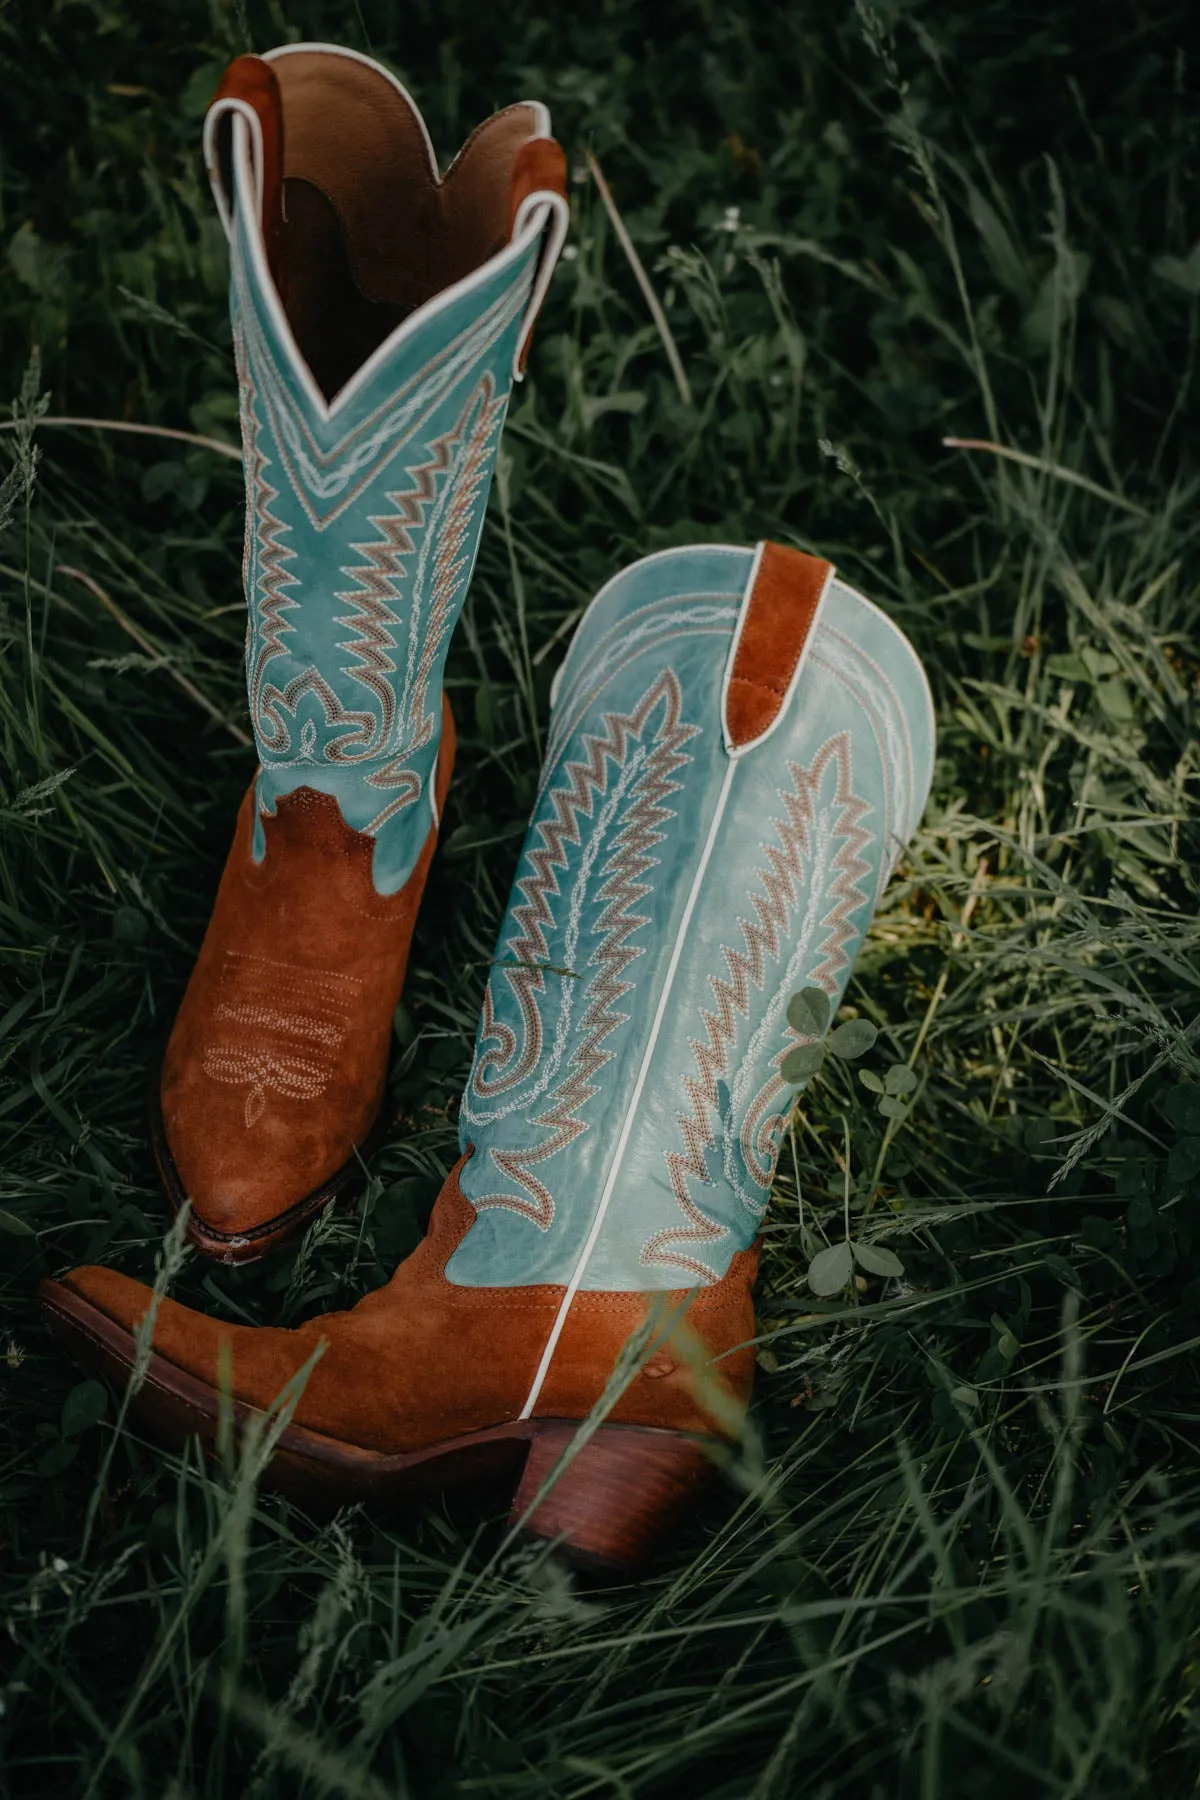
[159,704,455,1237]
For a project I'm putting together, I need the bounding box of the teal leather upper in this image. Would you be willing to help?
[220,65,560,894]
[451,545,936,1291]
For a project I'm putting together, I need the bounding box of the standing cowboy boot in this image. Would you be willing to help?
[154,45,567,1261]
[42,541,934,1569]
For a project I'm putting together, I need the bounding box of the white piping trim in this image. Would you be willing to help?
[521,99,552,139]
[206,46,561,420]
[719,543,837,759]
[717,539,765,754]
[511,189,569,380]
[548,543,752,711]
[227,112,323,418]
[548,651,567,713]
[517,756,738,1419]
[202,96,265,239]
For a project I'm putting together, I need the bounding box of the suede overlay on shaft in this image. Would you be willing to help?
[725,542,831,750]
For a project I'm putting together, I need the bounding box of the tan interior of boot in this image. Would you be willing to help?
[271,52,539,400]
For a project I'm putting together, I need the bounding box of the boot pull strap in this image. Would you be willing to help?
[202,55,287,292]
[722,543,836,756]
[508,136,570,379]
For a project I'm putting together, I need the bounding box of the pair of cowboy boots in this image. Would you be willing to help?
[40,44,936,1571]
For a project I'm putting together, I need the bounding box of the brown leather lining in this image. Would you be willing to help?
[210,52,565,399]
[273,54,537,307]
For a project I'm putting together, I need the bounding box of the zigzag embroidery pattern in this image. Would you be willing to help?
[244,375,503,827]
[363,374,509,833]
[238,327,300,749]
[326,388,487,765]
[643,732,873,1284]
[734,738,875,1205]
[241,318,379,759]
[811,632,917,900]
[469,671,697,1229]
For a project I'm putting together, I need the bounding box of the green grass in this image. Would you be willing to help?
[3,0,1200,1794]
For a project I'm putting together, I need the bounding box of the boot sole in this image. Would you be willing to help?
[39,1278,721,1573]
[152,702,457,1266]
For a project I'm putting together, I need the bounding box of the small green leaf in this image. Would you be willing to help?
[1045,652,1091,681]
[1164,1085,1200,1134]
[1023,1116,1059,1156]
[1095,677,1134,723]
[36,1441,79,1480]
[112,905,148,943]
[1153,246,1200,296]
[1096,295,1140,348]
[782,1042,825,1086]
[884,1064,918,1096]
[950,1385,979,1409]
[826,1018,877,1060]
[0,1207,36,1237]
[180,60,225,119]
[859,1069,884,1094]
[807,1241,854,1296]
[1044,1253,1083,1292]
[1167,1137,1200,1187]
[878,1095,908,1120]
[852,1241,905,1279]
[61,1380,108,1437]
[474,680,496,744]
[372,1177,438,1261]
[787,987,830,1036]
[991,1313,1021,1360]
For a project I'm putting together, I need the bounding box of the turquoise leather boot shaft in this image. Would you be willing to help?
[205,45,567,893]
[452,543,935,1291]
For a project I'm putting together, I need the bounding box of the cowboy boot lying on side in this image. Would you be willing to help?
[43,541,934,1569]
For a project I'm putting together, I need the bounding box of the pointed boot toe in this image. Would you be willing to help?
[151,47,568,1259]
[38,1269,350,1497]
[39,1266,246,1457]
